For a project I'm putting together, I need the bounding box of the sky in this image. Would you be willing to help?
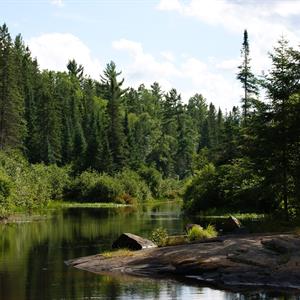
[1,0,300,109]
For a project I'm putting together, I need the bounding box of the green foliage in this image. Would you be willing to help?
[150,227,168,247]
[0,169,12,216]
[137,166,162,198]
[0,151,71,215]
[69,170,150,204]
[184,160,267,213]
[70,171,122,203]
[116,169,151,202]
[31,164,71,200]
[160,178,183,200]
[218,158,265,210]
[2,23,300,218]
[183,164,219,213]
[187,224,217,241]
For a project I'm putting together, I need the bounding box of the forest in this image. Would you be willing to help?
[0,23,300,219]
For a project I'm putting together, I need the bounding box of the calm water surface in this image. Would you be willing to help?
[0,202,299,300]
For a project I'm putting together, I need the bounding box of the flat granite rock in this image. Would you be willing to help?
[112,233,157,250]
[67,233,300,292]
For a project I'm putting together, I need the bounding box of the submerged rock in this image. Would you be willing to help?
[112,233,157,250]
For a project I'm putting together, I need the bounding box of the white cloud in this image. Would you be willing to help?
[156,0,300,107]
[216,58,240,72]
[157,0,300,72]
[50,0,64,7]
[273,0,300,17]
[181,57,241,108]
[160,51,175,62]
[113,38,240,109]
[112,38,180,89]
[27,33,102,79]
[156,0,182,12]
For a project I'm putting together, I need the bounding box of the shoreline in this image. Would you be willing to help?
[67,233,300,293]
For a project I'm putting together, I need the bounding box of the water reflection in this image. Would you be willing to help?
[0,203,299,300]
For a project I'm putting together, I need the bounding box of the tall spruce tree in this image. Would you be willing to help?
[262,37,300,219]
[101,61,127,171]
[0,24,26,150]
[237,30,258,121]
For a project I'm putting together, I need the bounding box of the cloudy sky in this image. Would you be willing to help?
[1,0,300,109]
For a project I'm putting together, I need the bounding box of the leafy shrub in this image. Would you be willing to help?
[70,171,124,203]
[11,164,51,210]
[117,169,151,202]
[90,174,124,203]
[218,159,266,211]
[150,227,168,247]
[183,163,220,213]
[44,164,71,200]
[0,151,71,214]
[70,169,151,204]
[160,178,183,200]
[187,224,217,241]
[137,166,162,198]
[0,169,12,214]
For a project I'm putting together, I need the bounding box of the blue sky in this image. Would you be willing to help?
[1,0,300,109]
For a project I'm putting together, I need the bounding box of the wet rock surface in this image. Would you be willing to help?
[66,233,300,292]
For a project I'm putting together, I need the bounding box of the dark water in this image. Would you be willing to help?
[0,202,299,300]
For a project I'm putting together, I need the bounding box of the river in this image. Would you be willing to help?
[0,202,298,299]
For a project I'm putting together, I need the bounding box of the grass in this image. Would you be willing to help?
[47,201,129,209]
[187,224,218,241]
[197,212,265,220]
[101,249,134,258]
[166,235,187,246]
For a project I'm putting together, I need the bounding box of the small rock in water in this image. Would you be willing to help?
[112,233,157,250]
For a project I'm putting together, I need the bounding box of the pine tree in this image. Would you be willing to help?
[32,71,62,164]
[0,24,26,150]
[101,61,127,171]
[237,30,258,121]
[67,59,84,82]
[262,37,300,219]
[13,35,40,161]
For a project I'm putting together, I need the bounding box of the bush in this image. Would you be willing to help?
[69,169,152,204]
[44,164,71,200]
[90,174,124,203]
[187,224,217,241]
[160,178,183,200]
[117,169,151,202]
[0,151,72,214]
[137,166,162,198]
[183,163,220,213]
[150,227,168,247]
[70,171,124,203]
[218,159,266,211]
[0,169,12,214]
[11,164,51,210]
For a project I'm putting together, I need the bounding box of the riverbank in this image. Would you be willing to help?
[67,233,300,292]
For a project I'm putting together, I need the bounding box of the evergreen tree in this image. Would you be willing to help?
[101,61,127,171]
[32,71,62,164]
[237,30,258,121]
[262,37,300,218]
[67,59,84,82]
[0,24,26,150]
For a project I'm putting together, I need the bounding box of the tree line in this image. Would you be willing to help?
[0,23,300,217]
